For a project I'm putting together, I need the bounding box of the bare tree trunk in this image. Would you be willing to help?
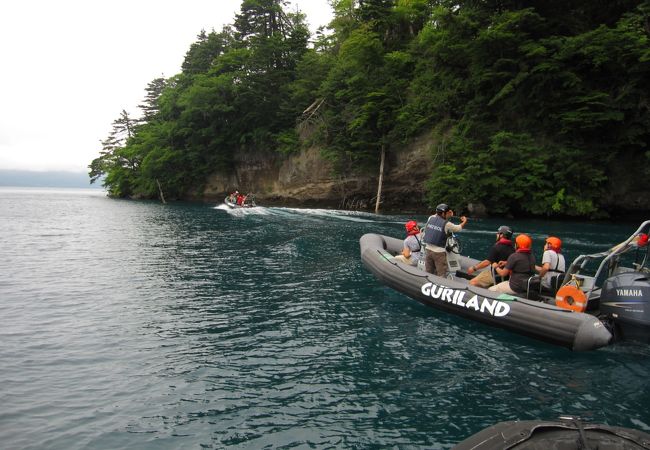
[156,179,166,204]
[375,143,385,214]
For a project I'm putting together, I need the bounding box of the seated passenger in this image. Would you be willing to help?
[393,220,423,267]
[536,236,566,292]
[489,234,536,295]
[467,225,515,288]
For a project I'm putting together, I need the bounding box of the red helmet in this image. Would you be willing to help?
[545,236,562,252]
[405,220,419,234]
[515,234,532,250]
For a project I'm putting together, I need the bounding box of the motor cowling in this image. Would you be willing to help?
[599,272,650,341]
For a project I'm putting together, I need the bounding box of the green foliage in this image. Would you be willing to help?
[427,124,608,217]
[181,28,233,76]
[91,0,310,199]
[412,1,649,217]
[89,0,649,217]
[275,129,300,154]
[88,109,138,191]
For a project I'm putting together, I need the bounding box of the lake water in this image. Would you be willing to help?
[1,187,649,449]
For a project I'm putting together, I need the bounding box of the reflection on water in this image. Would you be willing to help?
[0,188,648,449]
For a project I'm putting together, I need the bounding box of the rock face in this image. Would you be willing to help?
[600,151,650,217]
[201,135,649,217]
[203,133,435,212]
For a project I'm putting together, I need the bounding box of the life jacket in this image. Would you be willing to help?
[497,238,513,246]
[423,214,447,247]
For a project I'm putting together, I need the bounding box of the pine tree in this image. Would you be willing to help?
[181,28,233,75]
[138,77,167,123]
[88,110,137,184]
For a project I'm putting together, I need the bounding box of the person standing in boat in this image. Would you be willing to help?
[422,203,468,276]
[489,233,536,295]
[393,220,424,267]
[536,236,566,292]
[467,225,515,288]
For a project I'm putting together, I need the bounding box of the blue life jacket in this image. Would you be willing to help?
[423,214,447,247]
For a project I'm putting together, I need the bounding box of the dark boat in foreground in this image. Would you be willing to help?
[359,221,650,351]
[454,417,650,449]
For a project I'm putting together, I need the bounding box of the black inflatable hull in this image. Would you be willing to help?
[224,197,255,208]
[454,418,650,449]
[360,233,613,351]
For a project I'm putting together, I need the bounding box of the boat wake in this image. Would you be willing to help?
[273,207,379,223]
[213,204,271,216]
[214,204,397,223]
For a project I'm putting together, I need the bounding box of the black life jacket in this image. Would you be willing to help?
[423,214,448,247]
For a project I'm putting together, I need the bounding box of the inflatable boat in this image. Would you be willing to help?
[454,416,650,449]
[359,221,650,351]
[224,195,256,208]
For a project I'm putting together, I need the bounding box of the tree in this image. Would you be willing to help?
[138,77,167,123]
[231,0,310,148]
[89,109,137,186]
[320,20,413,211]
[88,0,648,217]
[181,28,234,76]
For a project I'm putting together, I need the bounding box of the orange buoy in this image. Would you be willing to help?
[555,285,588,312]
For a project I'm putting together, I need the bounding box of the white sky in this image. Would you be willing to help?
[0,0,333,172]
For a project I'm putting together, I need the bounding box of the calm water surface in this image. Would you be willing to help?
[1,187,649,449]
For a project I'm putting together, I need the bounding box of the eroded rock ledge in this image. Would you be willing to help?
[202,133,434,213]
[200,133,649,218]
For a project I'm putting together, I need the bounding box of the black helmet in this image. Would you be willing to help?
[436,203,450,214]
[497,225,513,239]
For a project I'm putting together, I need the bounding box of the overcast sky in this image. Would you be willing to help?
[0,0,333,173]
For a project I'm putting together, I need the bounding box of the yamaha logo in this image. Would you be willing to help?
[616,289,643,297]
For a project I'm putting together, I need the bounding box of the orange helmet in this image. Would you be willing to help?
[546,236,562,252]
[515,234,532,250]
[405,220,419,234]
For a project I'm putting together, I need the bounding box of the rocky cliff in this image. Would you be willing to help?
[600,151,650,217]
[202,134,649,218]
[203,133,435,213]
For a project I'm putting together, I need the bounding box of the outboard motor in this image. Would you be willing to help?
[600,272,650,342]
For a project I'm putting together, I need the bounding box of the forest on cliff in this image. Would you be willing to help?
[89,0,650,217]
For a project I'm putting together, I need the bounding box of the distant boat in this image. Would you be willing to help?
[224,194,256,209]
[454,417,650,449]
[360,220,650,351]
